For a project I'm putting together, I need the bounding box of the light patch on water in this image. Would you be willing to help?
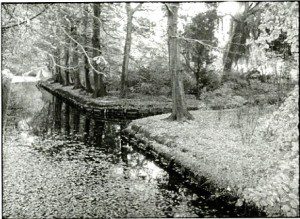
[144,162,165,179]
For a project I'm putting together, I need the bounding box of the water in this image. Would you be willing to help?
[3,83,263,218]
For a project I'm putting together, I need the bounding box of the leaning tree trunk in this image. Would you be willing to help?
[223,20,237,76]
[92,3,106,98]
[83,5,93,93]
[223,2,252,81]
[71,25,83,89]
[166,3,194,121]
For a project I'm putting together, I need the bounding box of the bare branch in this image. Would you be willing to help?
[178,36,250,58]
[182,52,196,74]
[34,46,77,70]
[164,3,174,15]
[132,3,143,14]
[2,5,48,31]
[248,2,260,13]
[59,24,107,76]
[220,13,239,22]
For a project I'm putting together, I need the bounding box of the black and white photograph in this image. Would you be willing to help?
[1,1,299,218]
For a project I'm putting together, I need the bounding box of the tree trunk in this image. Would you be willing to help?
[64,23,71,86]
[223,20,237,76]
[71,25,83,89]
[166,3,194,121]
[120,3,134,98]
[92,3,106,98]
[54,47,64,84]
[83,5,93,93]
[222,2,252,80]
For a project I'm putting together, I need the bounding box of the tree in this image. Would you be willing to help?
[182,7,218,99]
[1,4,50,74]
[92,3,107,97]
[63,17,71,86]
[166,3,194,121]
[70,22,83,89]
[222,2,261,79]
[120,3,142,98]
[82,4,93,93]
[53,46,63,84]
[249,2,298,65]
[1,4,48,31]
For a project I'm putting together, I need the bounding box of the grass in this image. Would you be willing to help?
[128,107,278,191]
[127,91,299,217]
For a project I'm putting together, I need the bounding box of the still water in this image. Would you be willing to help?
[3,84,262,218]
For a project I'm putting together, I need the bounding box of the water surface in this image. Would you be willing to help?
[3,84,262,218]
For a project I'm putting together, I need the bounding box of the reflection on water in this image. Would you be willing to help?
[3,89,263,218]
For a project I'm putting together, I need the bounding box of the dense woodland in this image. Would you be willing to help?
[2,2,298,120]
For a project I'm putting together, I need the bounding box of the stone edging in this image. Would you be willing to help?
[123,124,266,217]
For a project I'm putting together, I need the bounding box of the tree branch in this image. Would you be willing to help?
[182,52,196,74]
[178,36,250,57]
[59,24,107,76]
[220,13,239,22]
[34,46,77,70]
[164,3,174,15]
[248,2,260,13]
[2,5,48,30]
[132,3,143,14]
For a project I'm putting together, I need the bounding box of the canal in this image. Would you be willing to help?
[3,83,263,218]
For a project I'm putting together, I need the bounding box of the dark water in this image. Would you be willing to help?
[3,85,263,218]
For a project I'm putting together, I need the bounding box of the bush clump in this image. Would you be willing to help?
[201,71,295,109]
[242,86,299,217]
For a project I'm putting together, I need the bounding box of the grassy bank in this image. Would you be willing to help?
[126,87,299,217]
[39,80,199,113]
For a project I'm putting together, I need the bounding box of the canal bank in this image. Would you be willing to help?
[3,81,266,218]
[38,80,199,120]
[38,81,299,217]
[124,87,299,217]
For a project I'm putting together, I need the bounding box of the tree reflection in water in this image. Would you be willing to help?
[64,103,71,136]
[83,116,91,144]
[24,97,263,217]
[53,97,62,133]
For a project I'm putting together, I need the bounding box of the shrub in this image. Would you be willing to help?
[138,82,157,95]
[242,87,299,217]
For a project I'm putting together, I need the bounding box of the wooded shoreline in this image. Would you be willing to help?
[38,79,267,216]
[37,80,298,217]
[38,80,199,120]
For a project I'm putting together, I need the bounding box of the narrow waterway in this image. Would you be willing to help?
[3,83,262,218]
